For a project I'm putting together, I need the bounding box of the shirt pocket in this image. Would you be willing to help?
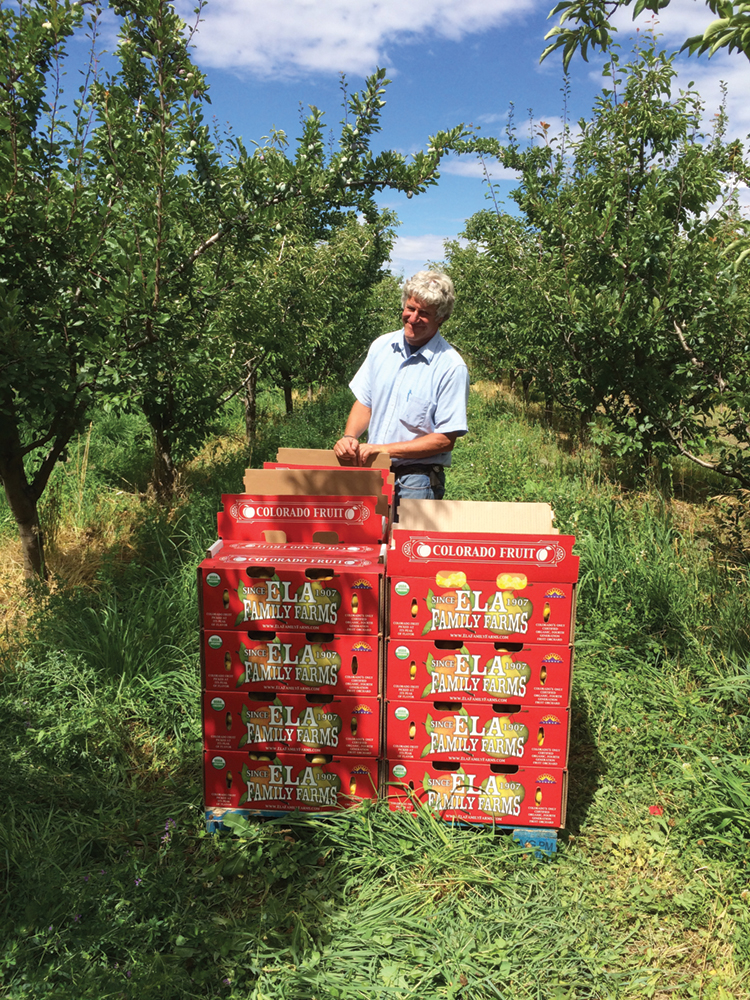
[400,394,433,434]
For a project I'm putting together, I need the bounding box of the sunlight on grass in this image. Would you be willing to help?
[0,388,749,999]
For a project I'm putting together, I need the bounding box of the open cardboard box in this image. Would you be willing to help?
[217,493,387,544]
[387,500,578,644]
[245,463,392,508]
[267,447,394,503]
[198,468,394,634]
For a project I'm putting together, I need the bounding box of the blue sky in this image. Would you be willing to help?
[75,0,750,275]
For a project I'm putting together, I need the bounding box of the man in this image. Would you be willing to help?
[333,270,469,500]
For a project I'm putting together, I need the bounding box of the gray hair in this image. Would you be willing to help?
[402,270,455,322]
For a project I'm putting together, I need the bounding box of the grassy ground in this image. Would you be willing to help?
[0,385,748,1000]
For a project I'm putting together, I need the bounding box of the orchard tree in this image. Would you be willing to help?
[449,45,750,485]
[92,1,465,496]
[543,0,750,68]
[0,0,465,576]
[227,207,396,428]
[444,211,571,410]
[0,0,117,579]
[89,0,236,498]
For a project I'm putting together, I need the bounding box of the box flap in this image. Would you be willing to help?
[396,499,556,534]
[276,447,391,469]
[388,531,578,583]
[218,494,386,543]
[202,544,385,571]
[208,539,385,562]
[243,469,388,514]
[265,460,395,502]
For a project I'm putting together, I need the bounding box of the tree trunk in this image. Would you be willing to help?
[243,362,258,444]
[283,380,293,416]
[151,417,176,501]
[0,389,87,580]
[544,394,554,424]
[0,435,46,581]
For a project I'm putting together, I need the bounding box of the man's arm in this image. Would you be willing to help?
[359,431,458,464]
[333,400,372,463]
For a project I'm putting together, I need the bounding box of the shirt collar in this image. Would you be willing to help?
[394,329,443,363]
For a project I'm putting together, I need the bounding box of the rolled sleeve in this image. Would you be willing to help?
[433,363,470,437]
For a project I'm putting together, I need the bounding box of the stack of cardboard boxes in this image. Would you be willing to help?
[198,454,578,832]
[383,499,578,828]
[199,462,390,822]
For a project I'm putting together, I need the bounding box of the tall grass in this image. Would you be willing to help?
[0,385,749,999]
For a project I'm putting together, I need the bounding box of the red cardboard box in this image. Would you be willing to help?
[202,630,381,697]
[217,494,387,544]
[385,760,567,828]
[386,639,572,707]
[203,691,382,757]
[198,546,384,634]
[387,500,578,643]
[385,700,569,767]
[388,577,576,643]
[205,751,379,814]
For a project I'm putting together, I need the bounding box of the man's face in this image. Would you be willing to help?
[402,297,442,348]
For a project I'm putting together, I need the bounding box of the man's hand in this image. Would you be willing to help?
[333,434,362,464]
[334,401,372,464]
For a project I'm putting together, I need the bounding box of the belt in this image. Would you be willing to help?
[392,463,445,477]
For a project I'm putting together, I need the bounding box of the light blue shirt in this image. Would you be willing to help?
[349,328,469,467]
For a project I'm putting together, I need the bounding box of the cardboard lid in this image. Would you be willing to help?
[396,500,556,534]
[276,447,391,469]
[243,469,388,513]
[208,539,385,561]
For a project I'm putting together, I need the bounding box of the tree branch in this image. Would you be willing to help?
[674,320,727,392]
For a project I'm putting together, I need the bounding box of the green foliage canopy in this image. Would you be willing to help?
[543,0,750,69]
[447,45,750,486]
[0,0,116,577]
[0,0,466,574]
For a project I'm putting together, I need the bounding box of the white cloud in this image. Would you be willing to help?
[175,0,539,78]
[388,233,462,273]
[442,156,521,180]
[672,55,750,138]
[608,0,718,43]
[476,111,510,126]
